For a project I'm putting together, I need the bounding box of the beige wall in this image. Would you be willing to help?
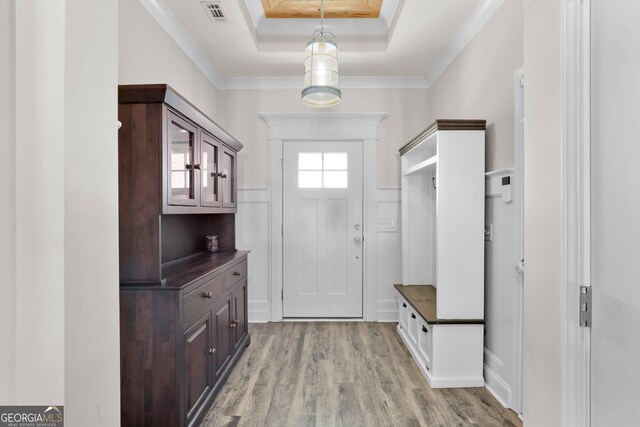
[425,0,524,172]
[0,0,16,404]
[224,88,430,188]
[14,1,66,404]
[64,0,121,424]
[117,0,430,189]
[119,0,226,124]
[522,0,563,425]
[0,1,121,422]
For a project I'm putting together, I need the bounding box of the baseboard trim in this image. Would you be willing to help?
[484,363,512,408]
[376,309,399,322]
[248,309,270,323]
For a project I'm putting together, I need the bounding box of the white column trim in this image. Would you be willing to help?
[260,112,387,321]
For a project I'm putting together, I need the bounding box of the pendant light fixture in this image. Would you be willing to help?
[301,0,341,107]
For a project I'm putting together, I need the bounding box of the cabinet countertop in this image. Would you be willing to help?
[121,250,249,290]
[394,284,484,325]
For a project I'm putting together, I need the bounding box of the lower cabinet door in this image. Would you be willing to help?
[233,281,247,349]
[399,298,409,330]
[417,321,432,370]
[214,296,232,377]
[184,313,213,419]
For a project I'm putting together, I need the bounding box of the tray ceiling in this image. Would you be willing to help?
[261,0,383,19]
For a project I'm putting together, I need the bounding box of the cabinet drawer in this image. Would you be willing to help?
[184,274,223,322]
[224,260,247,291]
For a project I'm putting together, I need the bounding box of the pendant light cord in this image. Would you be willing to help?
[320,0,325,34]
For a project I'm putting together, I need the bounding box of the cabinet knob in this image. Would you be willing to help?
[233,271,241,276]
[402,303,407,308]
[230,320,238,329]
[193,164,201,170]
[208,348,215,355]
[411,313,416,319]
[422,325,428,333]
[204,291,213,298]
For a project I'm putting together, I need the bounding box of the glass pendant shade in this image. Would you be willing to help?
[302,31,341,107]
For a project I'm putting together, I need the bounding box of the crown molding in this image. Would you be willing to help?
[138,0,503,91]
[423,0,505,88]
[137,0,225,88]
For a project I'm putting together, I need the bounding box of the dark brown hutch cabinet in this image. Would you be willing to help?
[118,84,249,427]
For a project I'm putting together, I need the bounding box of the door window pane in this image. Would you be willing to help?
[299,171,323,188]
[299,153,322,170]
[323,153,348,170]
[323,171,348,188]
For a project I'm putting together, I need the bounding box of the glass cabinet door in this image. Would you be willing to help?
[221,147,236,208]
[167,113,198,207]
[200,132,221,207]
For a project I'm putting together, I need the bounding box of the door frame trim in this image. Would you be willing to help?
[562,0,591,425]
[260,113,387,322]
[511,66,524,415]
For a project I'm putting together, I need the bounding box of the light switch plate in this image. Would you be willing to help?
[376,218,396,231]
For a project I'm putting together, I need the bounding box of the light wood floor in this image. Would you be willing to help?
[203,322,522,427]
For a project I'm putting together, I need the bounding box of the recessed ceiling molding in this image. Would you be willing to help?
[243,0,399,37]
[225,76,428,90]
[138,0,499,91]
[423,0,505,88]
[137,0,225,88]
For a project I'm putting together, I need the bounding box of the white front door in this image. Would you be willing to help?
[282,141,363,318]
[590,1,640,424]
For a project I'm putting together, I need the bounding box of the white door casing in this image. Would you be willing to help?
[282,141,364,317]
[260,113,386,322]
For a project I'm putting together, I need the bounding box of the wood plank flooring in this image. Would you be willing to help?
[203,322,522,427]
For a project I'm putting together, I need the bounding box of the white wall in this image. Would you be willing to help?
[118,0,226,123]
[0,0,121,423]
[484,170,519,407]
[522,0,563,425]
[0,0,17,404]
[425,0,523,172]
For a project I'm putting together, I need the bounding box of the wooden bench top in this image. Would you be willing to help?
[394,284,485,325]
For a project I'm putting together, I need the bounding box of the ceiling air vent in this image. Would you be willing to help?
[201,1,227,22]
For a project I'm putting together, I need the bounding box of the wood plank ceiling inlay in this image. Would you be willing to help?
[261,0,383,19]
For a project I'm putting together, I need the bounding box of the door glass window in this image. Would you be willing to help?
[169,124,194,203]
[298,152,348,188]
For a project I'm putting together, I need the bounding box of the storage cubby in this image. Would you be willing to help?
[396,119,486,388]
